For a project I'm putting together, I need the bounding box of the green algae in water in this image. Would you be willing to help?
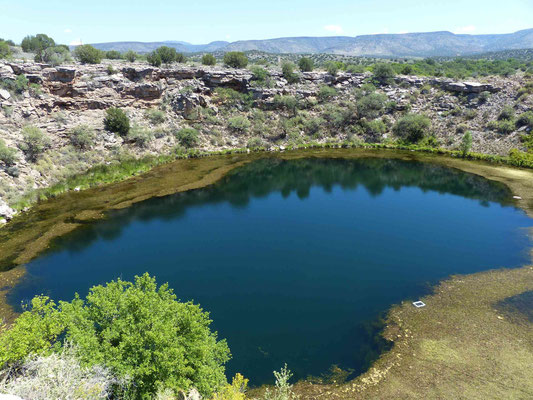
[7,157,533,385]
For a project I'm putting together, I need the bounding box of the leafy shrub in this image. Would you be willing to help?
[127,125,154,147]
[69,125,95,150]
[145,108,166,124]
[74,45,102,64]
[487,119,515,134]
[273,95,300,116]
[123,50,137,62]
[317,85,337,102]
[106,64,115,75]
[323,103,356,130]
[346,64,365,74]
[104,107,130,136]
[214,88,253,109]
[228,116,251,132]
[364,119,387,136]
[298,57,314,72]
[223,52,248,68]
[0,274,230,398]
[478,91,491,104]
[0,346,119,400]
[105,50,121,60]
[213,373,248,400]
[0,139,17,165]
[250,66,269,84]
[174,127,199,147]
[247,136,264,148]
[303,117,325,136]
[357,93,387,119]
[154,46,180,64]
[393,113,431,143]
[281,62,299,84]
[202,54,216,66]
[40,46,72,66]
[498,105,515,121]
[21,34,56,61]
[517,111,533,128]
[324,61,340,76]
[147,50,162,67]
[373,63,396,83]
[0,40,11,59]
[19,126,51,161]
[1,74,29,95]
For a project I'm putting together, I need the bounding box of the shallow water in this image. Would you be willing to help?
[8,157,532,384]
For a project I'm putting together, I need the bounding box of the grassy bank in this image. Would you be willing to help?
[9,141,533,212]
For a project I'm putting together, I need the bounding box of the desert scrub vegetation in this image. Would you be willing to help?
[69,125,96,150]
[298,57,314,72]
[224,52,249,68]
[0,273,230,399]
[281,62,299,84]
[202,53,217,66]
[228,116,251,133]
[145,108,166,125]
[393,113,431,143]
[174,127,200,148]
[127,125,154,147]
[0,139,17,166]
[123,50,138,62]
[19,126,51,161]
[73,44,103,64]
[104,107,130,136]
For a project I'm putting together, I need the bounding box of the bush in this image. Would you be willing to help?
[364,119,387,136]
[202,54,216,66]
[393,113,431,143]
[145,108,166,125]
[281,62,299,84]
[19,126,51,161]
[127,125,154,147]
[174,127,199,147]
[21,34,56,61]
[298,57,314,72]
[1,74,29,95]
[74,45,102,64]
[0,346,119,400]
[69,125,95,150]
[223,52,248,68]
[478,91,491,104]
[0,40,11,59]
[498,105,515,121]
[0,274,230,398]
[346,64,365,74]
[273,95,300,116]
[357,93,387,119]
[324,61,342,76]
[40,46,72,66]
[214,88,253,109]
[155,46,180,64]
[373,63,396,83]
[250,66,269,84]
[228,116,251,132]
[123,50,137,62]
[488,119,515,134]
[104,107,130,136]
[517,111,533,128]
[263,364,298,400]
[147,50,162,67]
[105,50,121,60]
[0,139,17,165]
[460,130,472,157]
[317,85,337,102]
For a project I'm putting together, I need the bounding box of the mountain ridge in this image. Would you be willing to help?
[87,28,533,57]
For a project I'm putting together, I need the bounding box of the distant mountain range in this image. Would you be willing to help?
[89,29,533,57]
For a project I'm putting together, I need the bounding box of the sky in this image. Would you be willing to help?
[1,0,532,45]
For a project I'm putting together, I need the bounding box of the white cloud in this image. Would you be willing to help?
[454,25,476,34]
[64,28,72,33]
[324,25,343,34]
[69,39,83,46]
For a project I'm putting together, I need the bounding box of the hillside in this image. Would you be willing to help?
[87,29,533,57]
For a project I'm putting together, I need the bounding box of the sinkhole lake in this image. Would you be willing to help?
[8,157,533,384]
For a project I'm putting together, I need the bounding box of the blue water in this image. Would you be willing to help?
[8,157,532,384]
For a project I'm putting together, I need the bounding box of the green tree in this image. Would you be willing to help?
[357,93,387,119]
[104,107,130,136]
[147,50,162,67]
[393,113,431,143]
[0,40,11,59]
[105,50,122,60]
[250,66,269,84]
[21,34,56,61]
[298,57,314,72]
[223,52,248,68]
[317,85,337,102]
[74,45,103,64]
[373,63,396,84]
[155,46,178,64]
[41,46,72,66]
[281,62,299,84]
[460,130,472,157]
[123,50,138,62]
[324,61,341,76]
[202,54,216,66]
[274,95,299,116]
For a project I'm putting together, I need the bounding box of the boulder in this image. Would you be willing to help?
[0,88,10,100]
[0,199,15,221]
